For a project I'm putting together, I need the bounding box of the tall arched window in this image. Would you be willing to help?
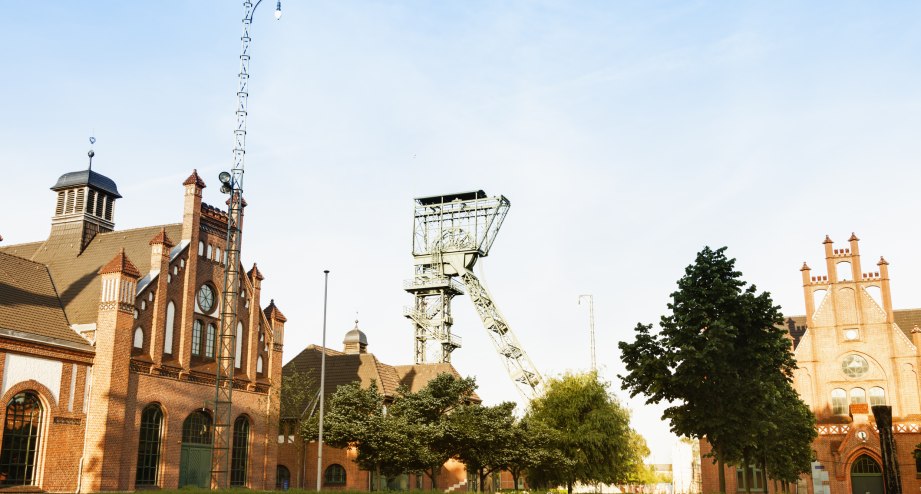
[0,392,43,485]
[198,241,205,256]
[325,464,346,485]
[851,387,867,404]
[869,387,886,406]
[134,327,144,349]
[206,244,213,260]
[135,405,163,486]
[831,388,847,415]
[164,302,176,354]
[205,324,216,358]
[192,320,203,356]
[230,416,250,486]
[182,411,212,445]
[276,466,291,490]
[256,355,264,374]
[235,323,244,369]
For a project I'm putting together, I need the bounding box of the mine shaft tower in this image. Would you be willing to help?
[404,191,543,398]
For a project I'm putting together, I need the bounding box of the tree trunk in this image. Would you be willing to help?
[718,459,726,494]
[568,480,573,494]
[510,469,519,491]
[479,467,486,493]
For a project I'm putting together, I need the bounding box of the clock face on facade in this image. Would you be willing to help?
[197,284,215,313]
[844,329,859,341]
[841,354,869,378]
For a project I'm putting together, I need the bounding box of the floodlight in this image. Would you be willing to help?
[219,171,232,184]
[274,1,282,20]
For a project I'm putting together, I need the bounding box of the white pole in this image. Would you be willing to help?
[317,270,329,491]
[578,294,596,372]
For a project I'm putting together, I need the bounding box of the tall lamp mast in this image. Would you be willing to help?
[212,0,282,489]
[578,294,596,372]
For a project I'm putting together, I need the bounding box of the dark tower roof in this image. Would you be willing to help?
[51,170,122,198]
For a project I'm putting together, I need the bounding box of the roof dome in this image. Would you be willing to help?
[343,320,368,345]
[51,169,121,198]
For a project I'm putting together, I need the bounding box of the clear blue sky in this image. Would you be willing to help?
[4,1,921,462]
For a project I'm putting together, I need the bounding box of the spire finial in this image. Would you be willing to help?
[88,136,96,171]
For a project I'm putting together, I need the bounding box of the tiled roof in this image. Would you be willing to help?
[282,345,476,411]
[0,252,90,349]
[98,249,142,278]
[0,223,183,325]
[51,169,121,198]
[248,263,264,281]
[183,169,207,188]
[264,299,287,322]
[148,228,175,248]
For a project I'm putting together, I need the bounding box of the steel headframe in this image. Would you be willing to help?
[405,191,543,399]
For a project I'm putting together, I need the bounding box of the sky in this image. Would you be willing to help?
[4,1,921,462]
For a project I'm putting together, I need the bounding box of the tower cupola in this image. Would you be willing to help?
[343,320,368,354]
[49,144,121,251]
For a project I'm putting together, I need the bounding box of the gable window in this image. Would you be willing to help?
[235,323,244,369]
[192,320,203,356]
[133,327,144,349]
[831,388,847,415]
[198,241,204,256]
[851,388,867,405]
[205,324,216,358]
[164,302,175,354]
[256,356,263,374]
[869,387,886,407]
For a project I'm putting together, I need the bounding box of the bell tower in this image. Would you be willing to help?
[49,143,121,251]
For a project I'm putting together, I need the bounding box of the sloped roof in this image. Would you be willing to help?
[0,252,91,350]
[98,249,141,278]
[264,299,287,322]
[0,223,183,324]
[785,310,921,349]
[51,169,121,198]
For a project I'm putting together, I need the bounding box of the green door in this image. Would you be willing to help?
[850,455,884,494]
[179,444,212,488]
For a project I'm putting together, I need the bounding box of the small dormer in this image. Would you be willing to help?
[49,148,121,251]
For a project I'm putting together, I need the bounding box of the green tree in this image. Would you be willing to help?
[526,372,647,494]
[757,384,816,486]
[448,401,517,491]
[506,417,559,491]
[618,246,809,493]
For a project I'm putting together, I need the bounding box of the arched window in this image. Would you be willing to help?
[135,405,163,486]
[276,466,291,490]
[869,387,886,406]
[182,411,212,445]
[205,324,216,358]
[134,327,144,349]
[831,388,847,415]
[256,355,264,374]
[235,323,244,369]
[164,302,175,354]
[198,241,204,256]
[192,320,203,356]
[325,464,346,485]
[206,244,213,260]
[0,392,43,485]
[230,416,250,486]
[851,387,867,404]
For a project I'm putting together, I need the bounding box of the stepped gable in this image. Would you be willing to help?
[0,251,91,349]
[0,223,183,325]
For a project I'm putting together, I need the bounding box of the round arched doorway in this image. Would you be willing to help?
[851,454,883,494]
[179,410,213,488]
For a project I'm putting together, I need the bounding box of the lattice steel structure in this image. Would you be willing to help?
[212,0,280,488]
[405,191,543,398]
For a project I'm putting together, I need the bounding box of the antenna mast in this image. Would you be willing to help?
[578,294,596,372]
[212,0,281,489]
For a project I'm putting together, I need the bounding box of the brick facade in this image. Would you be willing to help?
[700,234,921,494]
[0,168,284,492]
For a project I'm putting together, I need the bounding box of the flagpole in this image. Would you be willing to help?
[316,270,329,491]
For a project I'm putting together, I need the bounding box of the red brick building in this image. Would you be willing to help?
[277,323,472,492]
[0,164,284,491]
[700,234,921,494]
